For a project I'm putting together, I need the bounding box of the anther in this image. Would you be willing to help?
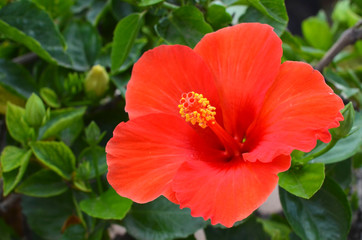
[178,91,216,128]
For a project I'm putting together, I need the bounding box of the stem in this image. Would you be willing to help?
[315,20,362,72]
[71,190,87,230]
[162,1,179,10]
[300,138,338,163]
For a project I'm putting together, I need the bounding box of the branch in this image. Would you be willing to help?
[12,52,38,65]
[315,20,362,72]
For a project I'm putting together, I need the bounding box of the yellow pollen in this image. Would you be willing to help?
[178,91,216,128]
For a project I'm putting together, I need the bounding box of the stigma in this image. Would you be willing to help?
[178,92,216,128]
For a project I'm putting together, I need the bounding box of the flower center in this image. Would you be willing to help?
[178,91,216,128]
[178,92,242,159]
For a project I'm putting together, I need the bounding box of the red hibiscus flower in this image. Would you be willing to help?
[106,23,344,227]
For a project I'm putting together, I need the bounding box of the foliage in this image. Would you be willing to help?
[0,0,361,239]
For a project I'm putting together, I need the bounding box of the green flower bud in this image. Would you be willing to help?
[84,65,109,99]
[331,102,355,139]
[25,93,46,128]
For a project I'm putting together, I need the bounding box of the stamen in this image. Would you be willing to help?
[178,91,242,159]
[178,91,216,128]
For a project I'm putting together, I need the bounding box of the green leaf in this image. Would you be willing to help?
[31,0,73,18]
[206,4,232,30]
[111,12,144,74]
[156,5,213,47]
[60,224,86,240]
[302,16,333,50]
[311,111,362,164]
[16,169,68,197]
[0,146,28,172]
[257,219,292,240]
[0,59,36,99]
[0,1,72,68]
[124,197,206,240]
[30,141,76,180]
[278,163,325,199]
[80,188,132,219]
[138,0,164,7]
[22,192,74,240]
[239,0,288,36]
[280,178,352,240]
[5,102,35,144]
[63,21,101,71]
[40,87,61,108]
[39,107,86,140]
[86,0,109,25]
[78,146,107,179]
[2,150,32,196]
[84,121,106,146]
[205,216,269,240]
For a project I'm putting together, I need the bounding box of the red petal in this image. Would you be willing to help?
[194,23,282,140]
[244,61,344,163]
[172,155,290,227]
[106,113,222,203]
[126,45,219,120]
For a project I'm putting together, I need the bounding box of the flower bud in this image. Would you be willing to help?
[25,93,46,128]
[331,102,355,139]
[84,65,109,99]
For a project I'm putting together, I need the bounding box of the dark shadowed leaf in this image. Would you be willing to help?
[205,216,269,240]
[0,1,72,68]
[239,0,288,35]
[280,178,351,240]
[156,5,213,47]
[22,191,74,240]
[124,197,206,240]
[16,169,68,197]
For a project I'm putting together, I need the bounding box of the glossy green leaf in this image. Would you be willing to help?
[16,169,68,197]
[302,17,333,50]
[22,192,74,240]
[2,150,32,196]
[86,0,109,25]
[205,216,269,240]
[40,87,61,108]
[39,107,86,140]
[280,178,352,240]
[111,12,144,74]
[30,141,76,180]
[239,0,288,36]
[0,1,72,68]
[156,5,213,47]
[0,59,36,99]
[5,102,35,144]
[0,146,28,172]
[63,21,101,71]
[206,4,232,30]
[124,197,206,240]
[279,163,325,199]
[80,188,132,220]
[311,111,362,164]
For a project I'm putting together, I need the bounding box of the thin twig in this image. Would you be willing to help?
[315,20,362,72]
[12,52,38,65]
